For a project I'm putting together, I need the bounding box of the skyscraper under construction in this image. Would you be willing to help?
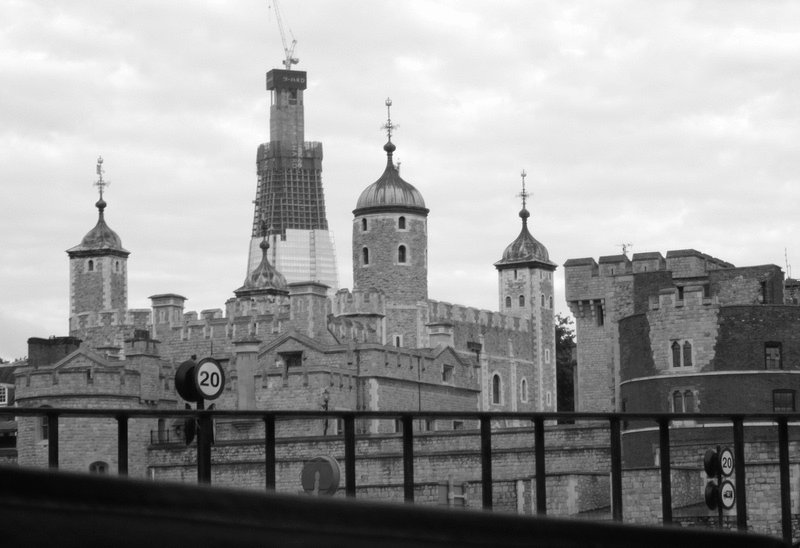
[247,68,339,292]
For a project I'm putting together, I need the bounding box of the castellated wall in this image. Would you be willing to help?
[69,309,151,352]
[147,423,612,516]
[14,346,178,477]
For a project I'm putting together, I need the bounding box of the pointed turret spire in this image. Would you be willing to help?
[67,156,128,256]
[494,171,554,269]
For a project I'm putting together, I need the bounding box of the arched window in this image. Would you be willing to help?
[505,296,511,308]
[519,295,525,307]
[115,261,120,273]
[672,391,683,413]
[89,461,108,474]
[361,218,368,231]
[492,374,502,405]
[671,341,681,368]
[362,247,369,265]
[683,390,695,413]
[682,341,693,367]
[549,296,553,309]
[541,294,545,307]
[39,405,52,441]
[398,245,407,263]
[398,216,406,229]
[87,259,94,272]
[520,378,528,402]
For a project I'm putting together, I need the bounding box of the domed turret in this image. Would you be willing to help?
[353,140,428,216]
[495,206,554,268]
[66,157,130,330]
[67,198,128,257]
[235,234,289,297]
[352,99,430,348]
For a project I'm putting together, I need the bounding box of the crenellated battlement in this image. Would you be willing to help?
[427,300,529,333]
[650,285,715,310]
[70,308,151,332]
[333,288,386,317]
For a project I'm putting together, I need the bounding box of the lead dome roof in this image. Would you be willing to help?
[354,141,428,216]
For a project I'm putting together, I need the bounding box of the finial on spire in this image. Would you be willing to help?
[94,156,110,201]
[517,169,529,210]
[381,97,397,142]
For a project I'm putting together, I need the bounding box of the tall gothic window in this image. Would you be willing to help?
[671,341,681,368]
[398,245,407,263]
[492,374,502,405]
[682,341,693,367]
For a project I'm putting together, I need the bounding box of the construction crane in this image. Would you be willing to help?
[270,0,299,70]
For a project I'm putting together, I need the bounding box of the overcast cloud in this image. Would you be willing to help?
[2,1,799,359]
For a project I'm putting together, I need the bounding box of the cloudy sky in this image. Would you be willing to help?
[2,1,799,359]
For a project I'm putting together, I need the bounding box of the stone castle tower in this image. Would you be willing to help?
[248,68,339,292]
[351,100,429,348]
[494,173,557,411]
[66,157,149,352]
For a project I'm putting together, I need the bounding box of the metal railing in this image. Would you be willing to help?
[4,408,798,545]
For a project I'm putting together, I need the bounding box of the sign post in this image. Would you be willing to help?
[704,446,735,527]
[175,357,225,484]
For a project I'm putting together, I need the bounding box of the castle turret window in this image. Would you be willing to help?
[491,373,502,405]
[671,341,681,367]
[505,296,511,308]
[682,341,693,367]
[398,216,406,229]
[519,295,525,307]
[362,247,370,265]
[89,461,109,474]
[765,342,782,369]
[361,218,368,231]
[87,259,94,272]
[398,245,407,264]
[520,378,528,402]
[773,389,795,412]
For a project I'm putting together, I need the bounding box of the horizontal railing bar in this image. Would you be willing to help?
[3,408,799,422]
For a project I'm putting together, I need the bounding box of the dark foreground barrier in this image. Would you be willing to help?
[0,465,786,548]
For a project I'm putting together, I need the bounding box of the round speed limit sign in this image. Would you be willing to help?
[719,447,734,477]
[194,358,225,400]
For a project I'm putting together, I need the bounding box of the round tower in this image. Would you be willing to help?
[66,157,130,342]
[352,99,429,348]
[494,171,557,411]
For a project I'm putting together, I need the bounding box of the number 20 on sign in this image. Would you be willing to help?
[194,358,225,400]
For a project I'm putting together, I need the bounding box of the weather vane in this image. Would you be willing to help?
[94,156,110,200]
[381,97,398,141]
[517,169,529,209]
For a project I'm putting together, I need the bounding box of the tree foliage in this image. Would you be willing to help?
[555,314,576,412]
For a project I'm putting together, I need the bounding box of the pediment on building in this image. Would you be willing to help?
[258,329,331,358]
[430,346,472,368]
[50,347,115,371]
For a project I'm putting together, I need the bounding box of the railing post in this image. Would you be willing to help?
[264,415,276,492]
[47,412,59,469]
[732,417,747,531]
[658,418,672,524]
[480,416,493,510]
[610,416,623,521]
[402,415,414,503]
[197,411,212,484]
[344,414,356,497]
[534,416,546,515]
[778,418,791,545]
[116,414,128,477]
